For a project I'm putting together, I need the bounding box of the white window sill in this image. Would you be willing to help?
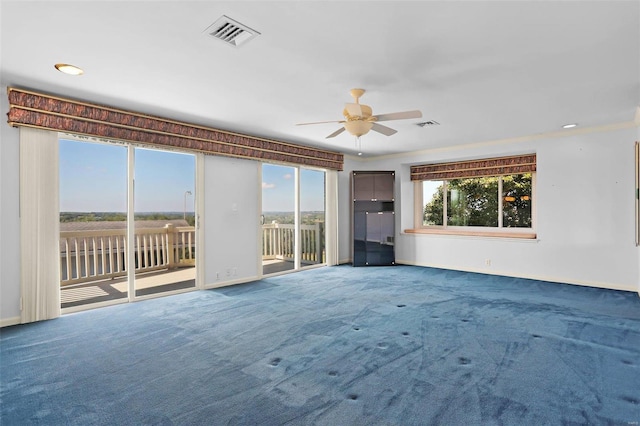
[404,228,537,240]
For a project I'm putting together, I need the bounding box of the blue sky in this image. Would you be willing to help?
[134,148,195,212]
[59,140,195,212]
[262,164,325,212]
[60,140,325,213]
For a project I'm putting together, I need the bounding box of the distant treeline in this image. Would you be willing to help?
[263,211,325,225]
[60,212,196,226]
[60,211,324,226]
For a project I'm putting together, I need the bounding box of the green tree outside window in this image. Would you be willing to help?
[423,174,532,228]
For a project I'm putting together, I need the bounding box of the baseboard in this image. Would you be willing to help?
[395,259,638,293]
[204,275,260,289]
[0,316,21,328]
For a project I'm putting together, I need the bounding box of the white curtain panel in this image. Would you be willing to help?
[325,170,339,266]
[20,127,60,323]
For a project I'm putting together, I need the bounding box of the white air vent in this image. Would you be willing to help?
[204,15,260,47]
[416,120,440,127]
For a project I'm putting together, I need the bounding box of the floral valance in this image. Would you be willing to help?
[6,88,343,170]
[410,154,536,181]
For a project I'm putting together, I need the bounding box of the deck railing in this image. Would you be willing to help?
[60,221,325,287]
[262,222,325,264]
[60,224,195,287]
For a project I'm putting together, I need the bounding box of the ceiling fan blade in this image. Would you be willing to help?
[371,123,397,136]
[373,110,423,122]
[326,127,346,139]
[296,120,343,126]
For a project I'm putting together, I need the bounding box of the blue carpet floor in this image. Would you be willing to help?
[1,265,639,425]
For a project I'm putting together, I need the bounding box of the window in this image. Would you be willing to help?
[411,154,536,238]
[420,174,533,229]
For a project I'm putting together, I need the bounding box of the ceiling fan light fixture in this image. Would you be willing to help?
[344,103,372,119]
[297,88,422,141]
[344,120,373,137]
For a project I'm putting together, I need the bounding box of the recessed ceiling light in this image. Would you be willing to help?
[562,123,577,129]
[55,63,84,76]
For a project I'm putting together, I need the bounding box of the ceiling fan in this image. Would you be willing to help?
[296,88,422,139]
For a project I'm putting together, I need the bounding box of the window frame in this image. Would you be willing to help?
[411,173,537,239]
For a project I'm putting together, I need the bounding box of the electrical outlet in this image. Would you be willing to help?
[216,272,220,280]
[232,267,237,276]
[485,259,492,266]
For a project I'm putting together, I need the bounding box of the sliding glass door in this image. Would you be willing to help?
[59,139,197,310]
[133,147,196,297]
[261,164,296,275]
[59,139,129,309]
[300,169,325,269]
[261,163,326,276]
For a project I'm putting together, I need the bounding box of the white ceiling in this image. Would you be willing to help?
[1,1,639,157]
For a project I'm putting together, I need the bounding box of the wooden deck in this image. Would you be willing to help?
[58,221,324,310]
[262,259,326,275]
[61,267,196,309]
[262,259,295,275]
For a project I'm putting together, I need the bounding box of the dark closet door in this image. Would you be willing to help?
[364,212,395,265]
[373,173,394,201]
[352,171,395,266]
[377,211,395,265]
[353,172,394,201]
[353,211,368,266]
[353,173,375,201]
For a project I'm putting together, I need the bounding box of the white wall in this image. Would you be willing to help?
[337,157,358,263]
[203,155,260,286]
[341,126,639,292]
[1,85,22,325]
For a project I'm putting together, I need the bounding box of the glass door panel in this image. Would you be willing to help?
[133,148,196,297]
[59,139,128,309]
[353,211,367,267]
[300,169,325,269]
[262,164,296,275]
